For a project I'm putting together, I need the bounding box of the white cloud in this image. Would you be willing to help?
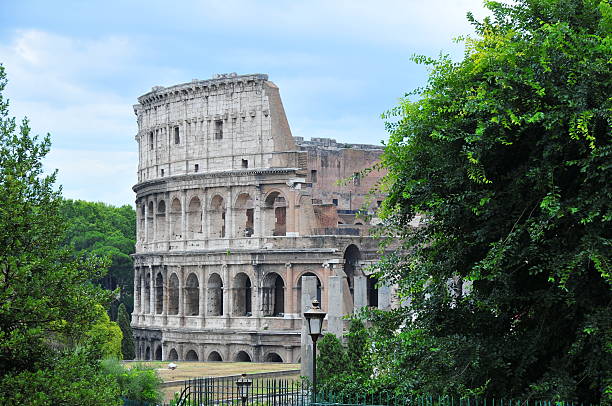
[45,148,137,207]
[189,0,489,49]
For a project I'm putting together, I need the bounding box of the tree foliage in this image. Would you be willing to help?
[325,0,611,403]
[101,359,163,403]
[60,199,136,317]
[117,303,135,360]
[377,0,611,401]
[0,64,121,405]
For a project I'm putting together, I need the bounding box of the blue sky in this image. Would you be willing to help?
[0,0,488,206]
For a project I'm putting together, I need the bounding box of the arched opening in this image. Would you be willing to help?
[143,273,150,314]
[235,193,254,237]
[297,272,322,304]
[145,346,151,360]
[139,205,145,241]
[168,273,179,315]
[185,350,199,361]
[207,351,223,362]
[233,273,252,316]
[210,195,226,238]
[265,353,283,363]
[187,197,202,237]
[262,273,284,316]
[155,272,164,314]
[146,201,154,241]
[367,274,379,308]
[264,192,286,236]
[207,273,223,316]
[170,198,182,239]
[156,200,166,240]
[235,351,252,362]
[185,273,199,316]
[155,346,162,360]
[343,244,361,299]
[168,348,179,361]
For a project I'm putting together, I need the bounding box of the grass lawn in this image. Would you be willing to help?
[125,361,300,402]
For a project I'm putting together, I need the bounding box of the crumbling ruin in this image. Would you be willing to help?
[131,73,393,362]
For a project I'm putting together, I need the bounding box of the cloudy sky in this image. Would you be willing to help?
[0,0,488,206]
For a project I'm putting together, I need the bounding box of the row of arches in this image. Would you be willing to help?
[138,190,288,242]
[140,344,284,363]
[137,270,322,317]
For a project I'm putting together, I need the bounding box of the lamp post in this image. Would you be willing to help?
[236,373,252,406]
[303,298,326,403]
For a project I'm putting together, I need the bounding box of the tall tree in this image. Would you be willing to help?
[60,199,136,318]
[117,303,135,360]
[0,64,121,405]
[372,0,610,402]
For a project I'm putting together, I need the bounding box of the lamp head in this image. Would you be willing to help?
[303,299,326,337]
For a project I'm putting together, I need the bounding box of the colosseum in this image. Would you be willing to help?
[130,73,393,364]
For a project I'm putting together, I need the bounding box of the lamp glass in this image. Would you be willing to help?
[308,316,323,336]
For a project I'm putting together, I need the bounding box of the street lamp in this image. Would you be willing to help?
[235,373,252,406]
[303,298,326,402]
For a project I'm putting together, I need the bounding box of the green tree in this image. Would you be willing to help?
[60,199,136,317]
[0,64,120,405]
[117,303,135,360]
[373,0,611,402]
[316,333,349,387]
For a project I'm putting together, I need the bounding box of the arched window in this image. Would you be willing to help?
[234,193,254,237]
[147,201,154,241]
[367,274,379,308]
[143,272,150,314]
[168,273,179,315]
[262,273,284,316]
[145,346,151,360]
[156,200,166,240]
[170,198,182,239]
[139,205,145,241]
[168,348,179,361]
[187,197,202,237]
[343,244,361,298]
[235,351,251,362]
[185,273,199,316]
[207,273,223,316]
[155,272,164,314]
[233,273,252,316]
[185,350,198,361]
[210,195,226,238]
[265,353,283,363]
[208,351,222,362]
[154,346,162,360]
[264,192,286,236]
[297,272,322,304]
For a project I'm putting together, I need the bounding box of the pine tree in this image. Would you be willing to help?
[117,303,135,360]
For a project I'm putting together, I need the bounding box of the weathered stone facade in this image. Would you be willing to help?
[130,73,390,363]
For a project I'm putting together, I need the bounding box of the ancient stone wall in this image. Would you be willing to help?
[131,74,392,363]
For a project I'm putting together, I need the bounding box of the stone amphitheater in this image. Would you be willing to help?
[130,73,396,364]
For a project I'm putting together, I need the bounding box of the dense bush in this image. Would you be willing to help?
[101,359,163,403]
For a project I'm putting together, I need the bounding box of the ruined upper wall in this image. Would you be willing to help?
[296,137,386,213]
[134,73,298,184]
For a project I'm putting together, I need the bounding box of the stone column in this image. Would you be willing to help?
[327,275,344,338]
[353,275,367,312]
[253,192,261,237]
[148,266,154,317]
[198,266,206,327]
[285,263,294,317]
[300,275,317,380]
[152,196,158,242]
[133,269,140,316]
[162,267,168,322]
[222,264,230,318]
[378,283,391,310]
[226,189,233,239]
[140,270,146,319]
[144,199,149,243]
[178,267,184,318]
[181,191,187,243]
